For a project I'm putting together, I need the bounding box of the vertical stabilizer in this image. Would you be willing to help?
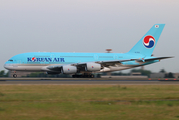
[128,24,165,56]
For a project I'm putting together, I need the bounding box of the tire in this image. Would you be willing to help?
[13,74,17,78]
[91,74,94,78]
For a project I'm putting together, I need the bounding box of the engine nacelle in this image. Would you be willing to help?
[62,65,77,74]
[86,63,101,71]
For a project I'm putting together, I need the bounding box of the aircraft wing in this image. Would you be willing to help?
[46,57,173,72]
[47,59,135,71]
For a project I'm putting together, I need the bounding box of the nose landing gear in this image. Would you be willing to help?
[13,74,17,78]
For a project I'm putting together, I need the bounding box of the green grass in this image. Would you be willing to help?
[1,85,179,120]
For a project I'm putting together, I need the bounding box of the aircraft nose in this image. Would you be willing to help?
[4,63,11,70]
[4,63,8,69]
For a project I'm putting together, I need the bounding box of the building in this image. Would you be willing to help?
[150,73,165,78]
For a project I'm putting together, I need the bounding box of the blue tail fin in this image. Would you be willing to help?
[128,24,165,56]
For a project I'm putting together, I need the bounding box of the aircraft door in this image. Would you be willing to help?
[94,54,98,60]
[114,55,118,60]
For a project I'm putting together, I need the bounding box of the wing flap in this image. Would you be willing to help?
[95,59,135,67]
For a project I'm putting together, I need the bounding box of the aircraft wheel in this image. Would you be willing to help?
[91,74,94,78]
[13,74,17,78]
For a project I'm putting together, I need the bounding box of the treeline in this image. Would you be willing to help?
[0,70,8,77]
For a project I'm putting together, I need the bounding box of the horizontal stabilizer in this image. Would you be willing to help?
[136,56,173,62]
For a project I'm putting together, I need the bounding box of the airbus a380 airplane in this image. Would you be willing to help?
[4,24,172,78]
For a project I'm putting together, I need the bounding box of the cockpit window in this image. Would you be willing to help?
[8,59,13,62]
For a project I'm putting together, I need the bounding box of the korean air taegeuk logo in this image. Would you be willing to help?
[143,35,155,48]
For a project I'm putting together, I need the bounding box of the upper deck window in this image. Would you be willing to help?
[8,59,13,62]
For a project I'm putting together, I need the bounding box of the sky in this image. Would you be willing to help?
[0,0,179,73]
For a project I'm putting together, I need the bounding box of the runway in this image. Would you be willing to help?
[0,78,179,85]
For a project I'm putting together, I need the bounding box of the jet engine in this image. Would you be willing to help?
[86,63,101,71]
[62,65,77,74]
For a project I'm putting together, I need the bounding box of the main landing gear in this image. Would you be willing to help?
[13,74,17,78]
[72,74,94,78]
